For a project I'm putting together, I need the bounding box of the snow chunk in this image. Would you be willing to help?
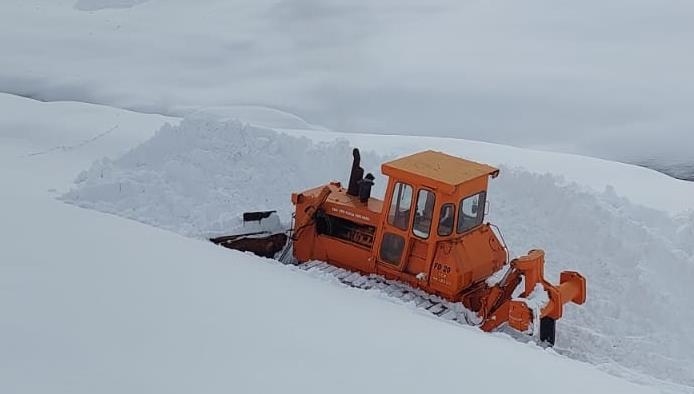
[514,284,550,335]
[485,264,510,287]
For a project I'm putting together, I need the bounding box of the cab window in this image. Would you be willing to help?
[387,182,413,230]
[437,203,455,236]
[380,232,405,265]
[457,191,486,233]
[412,189,435,239]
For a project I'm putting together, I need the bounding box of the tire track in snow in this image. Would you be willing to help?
[27,124,120,157]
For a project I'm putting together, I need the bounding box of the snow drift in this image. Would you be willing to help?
[490,169,694,386]
[62,117,694,389]
[62,118,383,236]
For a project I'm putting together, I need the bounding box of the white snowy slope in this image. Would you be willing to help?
[0,97,659,393]
[0,93,176,174]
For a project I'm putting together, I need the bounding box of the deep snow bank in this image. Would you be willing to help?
[62,118,383,236]
[282,129,694,215]
[489,170,694,387]
[62,117,694,390]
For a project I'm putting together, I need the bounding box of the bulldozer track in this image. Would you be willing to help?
[283,251,481,327]
[273,241,549,345]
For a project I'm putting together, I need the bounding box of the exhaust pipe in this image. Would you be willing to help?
[347,148,364,197]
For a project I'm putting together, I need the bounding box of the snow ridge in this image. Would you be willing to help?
[62,118,383,237]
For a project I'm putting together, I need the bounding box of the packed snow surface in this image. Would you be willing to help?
[62,116,694,391]
[0,95,661,394]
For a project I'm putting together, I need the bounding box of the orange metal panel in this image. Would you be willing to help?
[382,150,499,191]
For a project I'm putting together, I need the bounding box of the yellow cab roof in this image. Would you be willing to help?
[381,150,499,192]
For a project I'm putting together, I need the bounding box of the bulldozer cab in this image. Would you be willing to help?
[375,151,500,279]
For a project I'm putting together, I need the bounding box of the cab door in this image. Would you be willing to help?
[405,188,436,277]
[377,181,414,271]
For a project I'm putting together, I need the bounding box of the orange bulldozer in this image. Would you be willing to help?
[211,148,586,345]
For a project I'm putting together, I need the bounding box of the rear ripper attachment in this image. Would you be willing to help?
[212,148,586,345]
[210,211,287,258]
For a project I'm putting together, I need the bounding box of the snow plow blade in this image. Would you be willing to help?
[209,211,287,258]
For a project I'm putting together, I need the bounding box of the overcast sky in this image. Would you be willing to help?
[2,0,693,165]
